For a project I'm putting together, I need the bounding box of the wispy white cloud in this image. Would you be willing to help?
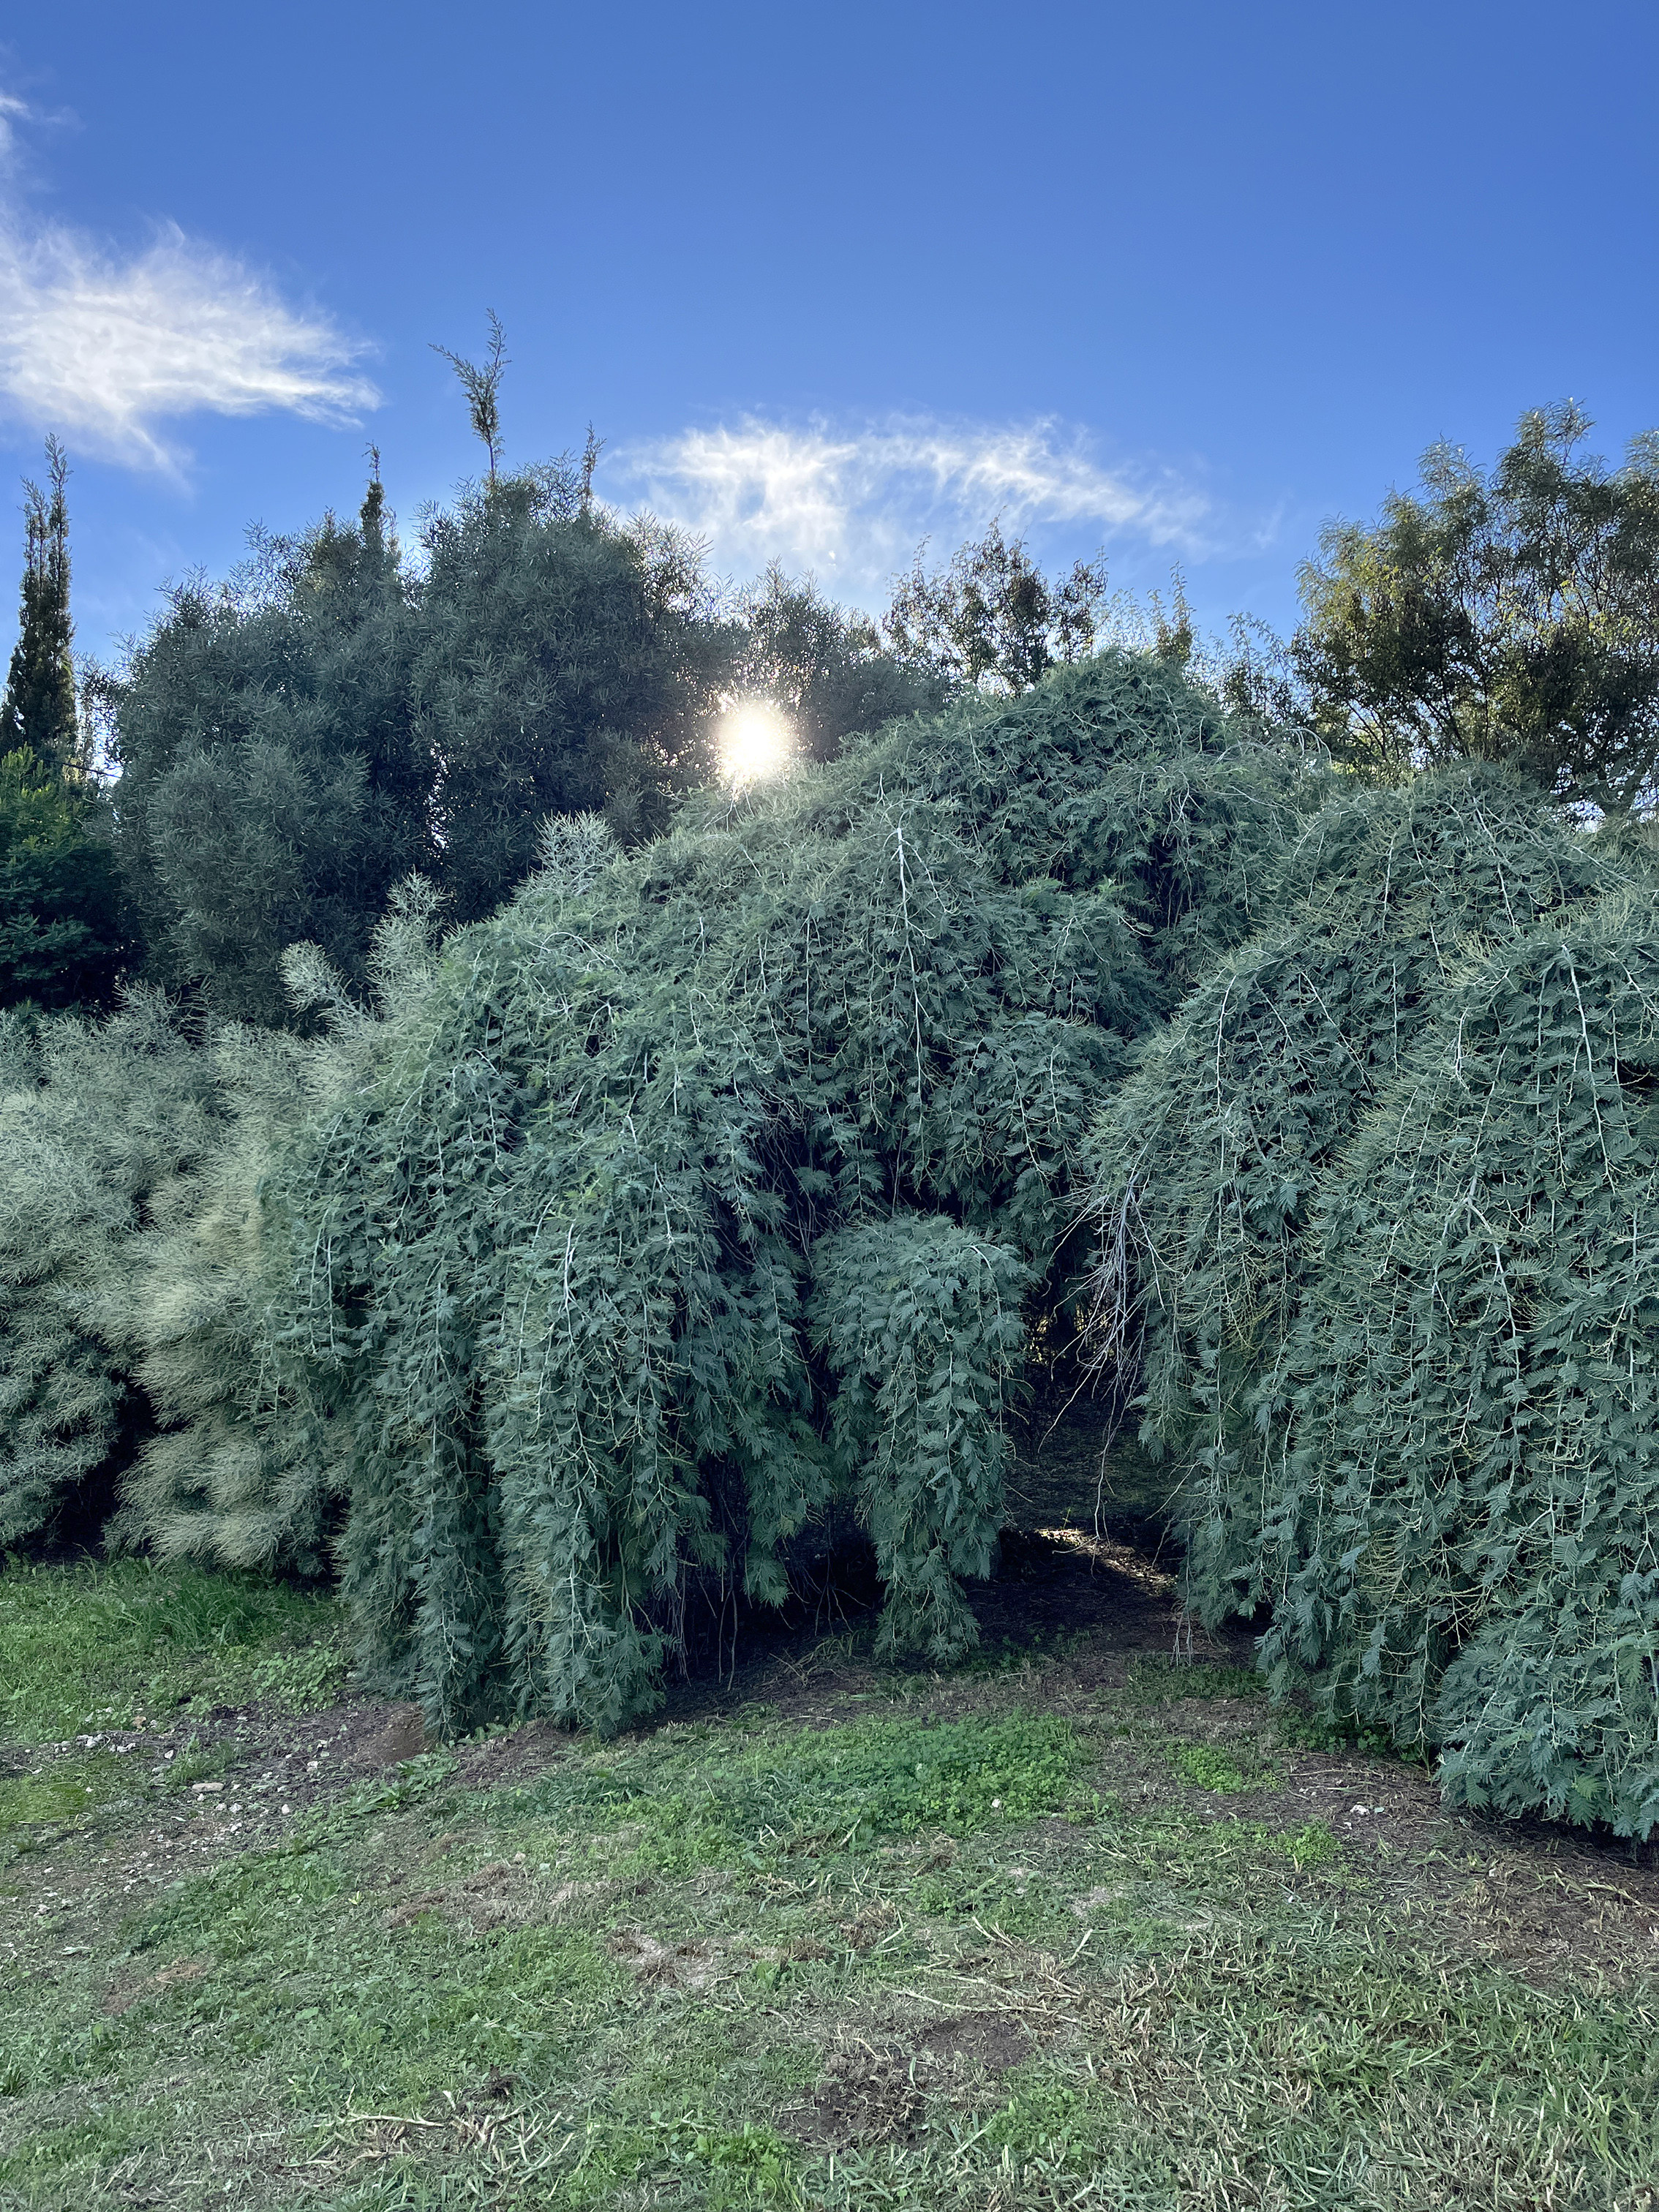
[0,91,30,170]
[0,92,377,473]
[610,414,1216,600]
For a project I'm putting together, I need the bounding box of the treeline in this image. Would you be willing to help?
[2,398,1658,1837]
[10,400,1659,1025]
[81,466,942,1025]
[1,429,1127,1023]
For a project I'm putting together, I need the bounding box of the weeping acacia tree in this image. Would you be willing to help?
[1256,900,1659,1835]
[260,655,1314,1733]
[1086,774,1659,1833]
[1085,768,1646,1629]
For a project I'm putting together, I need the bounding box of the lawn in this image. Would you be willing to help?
[1,1540,1655,2211]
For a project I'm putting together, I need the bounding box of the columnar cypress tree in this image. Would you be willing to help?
[0,443,129,1009]
[1,440,80,777]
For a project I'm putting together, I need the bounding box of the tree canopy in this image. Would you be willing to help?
[726,565,942,763]
[102,464,956,1023]
[102,465,724,1020]
[884,521,1110,696]
[1294,404,1659,816]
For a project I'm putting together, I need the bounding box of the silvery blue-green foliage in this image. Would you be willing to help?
[812,1218,1033,1657]
[1258,900,1659,1836]
[118,1029,342,1576]
[0,951,412,1560]
[0,993,217,1544]
[269,654,1312,1733]
[1086,770,1641,1630]
[118,882,447,1573]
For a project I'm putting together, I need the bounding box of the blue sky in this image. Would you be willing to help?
[2,0,1655,665]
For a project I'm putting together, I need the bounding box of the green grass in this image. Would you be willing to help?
[1166,1737,1277,1794]
[0,1748,134,1841]
[1,1559,1656,2211]
[0,1555,350,1742]
[503,1709,1092,1870]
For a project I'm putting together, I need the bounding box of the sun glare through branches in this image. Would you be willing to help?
[718,699,795,786]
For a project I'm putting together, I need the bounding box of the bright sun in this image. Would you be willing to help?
[720,700,794,786]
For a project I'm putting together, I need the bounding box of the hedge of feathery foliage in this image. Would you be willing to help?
[1085,768,1647,1627]
[255,655,1314,1734]
[12,636,1656,1831]
[1087,773,1659,1834]
[1255,900,1659,1835]
[111,1009,361,1581]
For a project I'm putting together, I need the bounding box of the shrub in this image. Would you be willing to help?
[1257,898,1659,1835]
[1085,768,1644,1628]
[114,1026,345,1576]
[0,748,127,1014]
[0,995,215,1545]
[267,654,1314,1733]
[117,886,445,1571]
[0,952,388,1560]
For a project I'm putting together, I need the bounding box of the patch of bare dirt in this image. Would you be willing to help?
[354,1702,428,1767]
[838,1902,900,1952]
[1450,1849,1659,1978]
[786,2009,1037,2152]
[786,2046,930,2149]
[102,1955,207,2014]
[1234,1752,1659,1979]
[451,1720,575,1789]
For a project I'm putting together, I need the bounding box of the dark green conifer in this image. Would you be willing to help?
[0,746,125,1011]
[1,439,80,778]
[0,447,127,1009]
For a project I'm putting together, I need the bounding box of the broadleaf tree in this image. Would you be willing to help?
[884,520,1110,695]
[724,564,942,763]
[1294,402,1659,814]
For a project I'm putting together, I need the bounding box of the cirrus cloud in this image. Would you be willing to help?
[0,218,377,473]
[610,414,1216,601]
[0,90,377,473]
